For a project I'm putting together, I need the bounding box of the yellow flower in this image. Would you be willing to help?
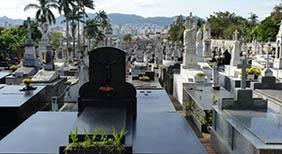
[22,78,33,85]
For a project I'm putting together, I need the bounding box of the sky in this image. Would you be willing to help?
[0,0,280,20]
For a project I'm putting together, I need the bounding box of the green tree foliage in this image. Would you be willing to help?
[252,3,282,42]
[0,20,41,57]
[51,32,63,49]
[252,17,278,42]
[168,15,185,43]
[208,11,250,39]
[84,10,112,48]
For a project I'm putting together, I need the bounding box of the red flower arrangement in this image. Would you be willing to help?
[99,85,114,92]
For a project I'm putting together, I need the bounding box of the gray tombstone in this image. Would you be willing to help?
[23,17,38,68]
[237,58,250,89]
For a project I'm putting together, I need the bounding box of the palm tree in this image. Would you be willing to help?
[58,0,75,56]
[248,13,258,26]
[76,0,94,48]
[68,6,84,58]
[84,19,104,49]
[95,10,110,30]
[24,0,58,25]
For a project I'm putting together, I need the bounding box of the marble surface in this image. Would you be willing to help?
[0,71,11,79]
[255,89,282,104]
[0,85,45,107]
[0,89,207,154]
[0,112,77,154]
[137,90,176,113]
[228,109,282,144]
[184,85,233,110]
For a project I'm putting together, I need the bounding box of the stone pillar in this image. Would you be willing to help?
[196,29,204,62]
[203,21,211,57]
[183,12,198,68]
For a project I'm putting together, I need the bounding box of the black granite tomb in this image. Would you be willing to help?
[0,85,46,138]
[163,63,180,94]
[78,47,137,117]
[74,47,137,153]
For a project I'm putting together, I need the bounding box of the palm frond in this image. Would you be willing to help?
[24,4,40,11]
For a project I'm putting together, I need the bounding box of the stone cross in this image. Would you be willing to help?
[234,29,239,41]
[263,40,273,76]
[237,58,250,89]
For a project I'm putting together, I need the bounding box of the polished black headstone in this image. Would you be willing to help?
[78,47,137,117]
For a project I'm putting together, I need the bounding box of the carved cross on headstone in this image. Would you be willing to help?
[237,58,250,89]
[263,39,273,76]
[103,60,117,84]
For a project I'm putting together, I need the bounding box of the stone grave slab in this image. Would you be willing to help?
[74,107,126,134]
[32,70,59,83]
[254,89,282,105]
[133,112,207,154]
[228,109,282,144]
[212,106,282,154]
[0,112,77,154]
[184,84,233,110]
[183,83,233,132]
[0,85,45,137]
[0,71,11,84]
[137,90,176,113]
[14,66,37,77]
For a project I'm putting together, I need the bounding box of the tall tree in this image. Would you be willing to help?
[68,6,84,58]
[76,0,94,48]
[58,0,75,56]
[24,0,58,25]
[248,13,258,26]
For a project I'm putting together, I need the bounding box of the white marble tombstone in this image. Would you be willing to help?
[183,12,197,68]
[230,30,241,66]
[38,23,51,63]
[262,45,273,77]
[252,38,258,55]
[196,29,204,62]
[203,21,211,57]
[274,20,282,69]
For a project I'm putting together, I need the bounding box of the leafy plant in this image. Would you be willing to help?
[211,95,217,105]
[9,65,17,71]
[139,75,150,81]
[64,128,127,154]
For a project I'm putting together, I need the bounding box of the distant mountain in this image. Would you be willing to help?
[0,13,175,27]
[0,16,24,26]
